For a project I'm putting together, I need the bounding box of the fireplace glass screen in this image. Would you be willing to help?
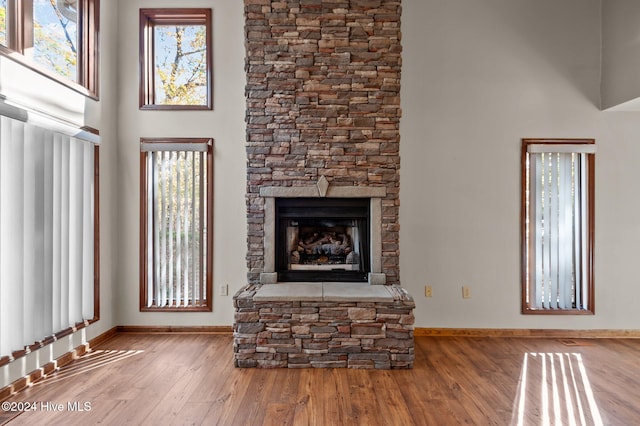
[276,198,370,282]
[287,219,361,270]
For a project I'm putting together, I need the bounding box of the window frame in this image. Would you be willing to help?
[0,0,100,99]
[521,138,595,315]
[139,8,213,110]
[139,137,214,312]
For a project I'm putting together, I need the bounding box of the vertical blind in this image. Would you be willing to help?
[526,145,593,310]
[0,113,96,360]
[142,142,209,308]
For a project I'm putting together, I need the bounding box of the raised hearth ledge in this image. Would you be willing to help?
[253,282,394,302]
[259,272,386,285]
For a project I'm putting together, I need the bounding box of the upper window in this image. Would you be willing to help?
[140,138,213,311]
[139,8,212,110]
[521,139,595,314]
[0,0,100,97]
[0,1,7,46]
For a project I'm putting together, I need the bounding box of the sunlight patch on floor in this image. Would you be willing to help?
[512,352,603,426]
[32,349,144,387]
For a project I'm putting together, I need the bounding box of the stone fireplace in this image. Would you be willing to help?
[234,0,414,369]
[259,178,387,285]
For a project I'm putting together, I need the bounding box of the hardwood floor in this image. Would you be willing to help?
[2,334,639,425]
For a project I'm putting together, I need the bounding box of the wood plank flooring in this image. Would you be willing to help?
[2,334,639,425]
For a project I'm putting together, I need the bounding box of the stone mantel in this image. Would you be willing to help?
[259,182,387,199]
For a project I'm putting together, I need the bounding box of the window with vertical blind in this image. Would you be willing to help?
[140,138,213,311]
[0,102,99,364]
[521,139,595,314]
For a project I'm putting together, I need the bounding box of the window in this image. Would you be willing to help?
[0,1,7,46]
[139,8,212,110]
[521,139,595,314]
[0,0,100,97]
[140,138,213,311]
[0,105,99,364]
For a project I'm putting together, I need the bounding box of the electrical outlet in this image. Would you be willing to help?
[462,286,471,299]
[220,284,229,296]
[424,285,433,297]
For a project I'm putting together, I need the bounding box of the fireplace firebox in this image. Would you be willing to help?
[275,198,370,282]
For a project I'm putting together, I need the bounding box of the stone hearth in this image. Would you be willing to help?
[234,283,415,369]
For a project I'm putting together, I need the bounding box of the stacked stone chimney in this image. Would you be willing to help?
[244,0,402,285]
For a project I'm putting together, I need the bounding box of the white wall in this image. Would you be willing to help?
[115,0,247,326]
[400,0,640,329]
[115,0,640,330]
[601,0,640,110]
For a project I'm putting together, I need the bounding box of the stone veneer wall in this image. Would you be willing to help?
[244,0,403,284]
[234,284,415,368]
